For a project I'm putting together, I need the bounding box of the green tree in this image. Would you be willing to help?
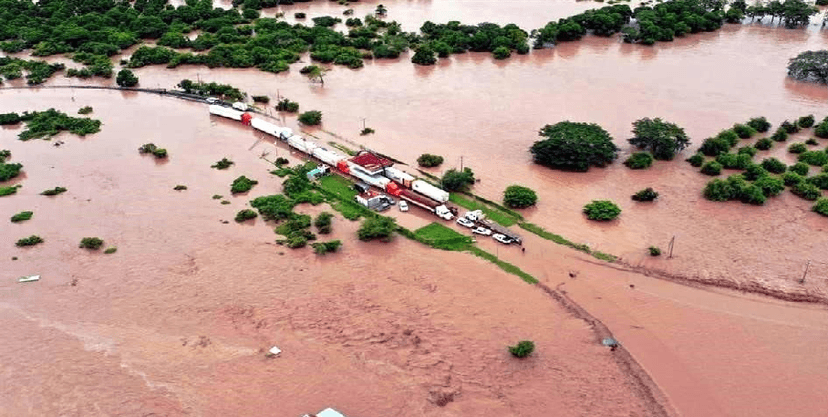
[357,216,397,241]
[531,121,618,172]
[417,154,444,167]
[583,200,621,221]
[441,168,475,191]
[411,45,436,65]
[298,110,322,126]
[627,118,690,160]
[116,69,138,87]
[503,185,538,208]
[305,65,328,85]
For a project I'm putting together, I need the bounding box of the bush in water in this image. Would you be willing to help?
[771,128,789,142]
[16,235,44,247]
[509,340,535,358]
[788,143,807,154]
[780,120,800,134]
[747,117,771,133]
[754,138,773,150]
[10,211,33,223]
[798,150,828,166]
[700,161,722,176]
[357,216,397,242]
[41,186,67,196]
[782,171,805,186]
[761,157,787,174]
[298,110,322,126]
[531,121,618,172]
[116,69,138,87]
[211,158,234,170]
[789,162,810,176]
[686,153,705,167]
[417,153,444,167]
[742,164,767,181]
[732,123,756,139]
[311,240,342,255]
[798,114,815,128]
[631,187,659,202]
[813,198,828,216]
[79,237,104,250]
[737,146,757,157]
[628,118,690,160]
[583,200,621,221]
[503,185,538,208]
[624,152,654,169]
[791,181,822,200]
[315,212,334,234]
[441,168,475,192]
[275,99,299,112]
[649,246,661,256]
[235,209,258,222]
[231,175,258,194]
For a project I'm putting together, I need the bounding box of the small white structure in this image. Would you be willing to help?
[18,275,40,283]
[267,346,281,356]
[303,408,345,417]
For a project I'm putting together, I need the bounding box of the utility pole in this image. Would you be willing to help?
[668,235,676,259]
[362,117,367,130]
[277,89,280,101]
[800,260,811,284]
[460,155,464,171]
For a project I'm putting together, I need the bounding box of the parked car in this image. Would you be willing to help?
[456,217,475,228]
[206,97,219,104]
[472,227,492,236]
[465,210,484,222]
[493,233,513,244]
[232,101,248,111]
[399,201,409,212]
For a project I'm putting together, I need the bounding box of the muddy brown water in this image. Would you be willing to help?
[3,9,828,417]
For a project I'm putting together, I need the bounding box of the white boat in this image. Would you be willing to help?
[18,275,40,283]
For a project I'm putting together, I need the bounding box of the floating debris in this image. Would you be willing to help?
[18,275,40,283]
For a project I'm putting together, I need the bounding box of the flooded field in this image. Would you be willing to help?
[3,1,828,416]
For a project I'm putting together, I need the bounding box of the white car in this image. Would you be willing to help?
[456,217,475,228]
[232,101,248,111]
[472,227,492,236]
[465,210,484,222]
[399,201,409,212]
[206,97,219,104]
[493,233,513,244]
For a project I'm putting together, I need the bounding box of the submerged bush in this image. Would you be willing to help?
[789,162,810,176]
[315,212,334,234]
[627,118,690,160]
[686,153,705,167]
[703,178,734,201]
[252,95,270,103]
[788,143,807,154]
[251,194,295,221]
[235,209,258,222]
[743,164,767,181]
[231,176,258,194]
[583,200,621,221]
[732,123,756,139]
[649,246,661,256]
[806,138,819,145]
[77,106,93,115]
[771,128,789,142]
[508,340,535,358]
[298,110,322,126]
[503,185,538,208]
[806,173,828,190]
[41,186,67,196]
[624,152,654,169]
[631,187,659,202]
[531,121,618,172]
[754,175,785,197]
[357,216,397,241]
[813,198,828,216]
[791,181,822,200]
[700,161,722,176]
[754,138,773,150]
[0,185,20,197]
[311,240,342,255]
[211,158,234,169]
[761,158,787,174]
[173,185,187,190]
[747,117,771,133]
[17,109,101,141]
[79,237,104,250]
[799,150,828,166]
[0,161,23,181]
[716,153,752,170]
[782,171,805,186]
[10,211,33,223]
[799,114,815,128]
[275,98,300,112]
[780,120,800,134]
[417,153,444,167]
[16,235,44,247]
[737,146,757,157]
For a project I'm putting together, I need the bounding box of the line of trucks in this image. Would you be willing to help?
[208,104,521,243]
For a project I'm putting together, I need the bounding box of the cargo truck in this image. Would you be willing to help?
[399,189,455,220]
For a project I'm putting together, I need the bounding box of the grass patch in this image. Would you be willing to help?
[1,185,21,197]
[327,141,357,156]
[16,235,43,247]
[11,211,33,223]
[413,222,473,251]
[104,247,117,254]
[518,222,617,262]
[41,186,67,196]
[316,174,371,220]
[466,246,537,284]
[449,193,520,227]
[270,167,293,177]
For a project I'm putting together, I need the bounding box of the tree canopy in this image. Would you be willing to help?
[531,121,618,172]
[628,118,690,160]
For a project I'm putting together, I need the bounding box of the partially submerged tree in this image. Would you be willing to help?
[531,121,618,172]
[304,65,329,85]
[628,118,690,160]
[788,50,828,85]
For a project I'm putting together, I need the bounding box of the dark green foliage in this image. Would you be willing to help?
[649,246,661,256]
[0,57,64,85]
[41,187,67,196]
[0,150,9,163]
[0,113,21,125]
[705,175,767,205]
[813,198,828,216]
[798,114,815,128]
[789,162,810,176]
[312,16,342,27]
[755,138,773,150]
[298,110,322,125]
[295,12,306,18]
[231,176,258,194]
[743,164,767,181]
[346,18,362,27]
[738,183,767,205]
[252,95,269,103]
[77,106,93,115]
[503,185,538,208]
[806,173,828,190]
[780,120,800,134]
[16,235,43,247]
[716,153,752,170]
[417,154,444,167]
[788,143,807,154]
[799,150,828,166]
[68,52,113,78]
[235,209,258,222]
[360,127,375,135]
[732,123,756,139]
[754,175,785,197]
[275,98,299,112]
[788,50,828,84]
[761,157,787,174]
[791,181,822,200]
[79,237,104,250]
[17,109,101,140]
[0,185,20,197]
[806,138,819,146]
[632,187,659,202]
[816,120,828,138]
[493,46,511,59]
[628,118,690,160]
[311,240,341,254]
[700,161,722,176]
[251,195,295,220]
[357,216,397,241]
[138,143,167,159]
[583,200,621,221]
[782,172,805,187]
[11,211,33,223]
[531,122,618,172]
[421,20,530,58]
[212,194,223,200]
[411,45,436,65]
[508,340,535,358]
[771,128,788,142]
[686,153,705,167]
[178,79,245,101]
[704,179,732,201]
[104,247,117,254]
[173,185,187,191]
[624,152,654,169]
[737,146,757,157]
[211,158,234,170]
[747,117,771,133]
[699,134,733,156]
[275,157,290,166]
[0,161,23,181]
[314,212,334,234]
[441,168,475,192]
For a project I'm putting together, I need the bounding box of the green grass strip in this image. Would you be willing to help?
[327,141,357,156]
[518,222,617,262]
[466,246,538,284]
[412,222,473,251]
[449,193,519,227]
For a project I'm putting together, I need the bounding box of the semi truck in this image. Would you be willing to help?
[399,189,455,220]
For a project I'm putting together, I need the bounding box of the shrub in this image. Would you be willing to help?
[417,153,444,167]
[116,69,138,87]
[624,152,654,169]
[583,200,621,221]
[788,143,807,154]
[791,181,822,200]
[138,143,157,154]
[799,114,815,128]
[357,216,397,241]
[251,195,295,220]
[0,161,23,181]
[754,175,785,197]
[743,164,767,181]
[0,149,9,162]
[806,138,819,145]
[631,187,659,202]
[738,183,766,205]
[813,198,828,216]
[360,127,375,135]
[315,212,334,234]
[492,46,511,59]
[0,113,21,125]
[295,12,306,18]
[649,246,661,256]
[104,247,117,254]
[275,157,290,166]
[441,168,475,191]
[235,209,258,222]
[780,120,800,134]
[782,171,805,186]
[716,153,752,170]
[732,123,756,139]
[816,121,828,138]
[703,179,733,201]
[686,153,705,167]
[411,45,437,65]
[212,158,234,169]
[298,110,322,125]
[312,16,342,27]
[628,118,690,160]
[0,185,20,197]
[699,137,731,156]
[16,235,44,247]
[79,237,104,250]
[807,173,828,190]
[737,146,757,157]
[531,122,618,172]
[173,185,187,190]
[77,106,93,115]
[771,128,788,142]
[761,158,787,174]
[11,211,33,223]
[789,162,810,176]
[799,150,828,166]
[700,161,722,176]
[41,187,67,196]
[231,176,258,194]
[153,148,167,158]
[503,185,538,208]
[252,95,269,103]
[275,98,299,112]
[754,138,773,150]
[311,240,342,254]
[508,340,535,358]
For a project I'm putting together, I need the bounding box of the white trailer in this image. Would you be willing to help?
[287,135,318,154]
[312,147,345,166]
[412,180,449,203]
[209,104,243,121]
[250,118,284,138]
[349,166,391,189]
[383,166,415,187]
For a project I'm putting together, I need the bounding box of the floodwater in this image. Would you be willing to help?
[3,4,828,417]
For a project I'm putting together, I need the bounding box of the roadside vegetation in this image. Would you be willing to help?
[178,79,244,101]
